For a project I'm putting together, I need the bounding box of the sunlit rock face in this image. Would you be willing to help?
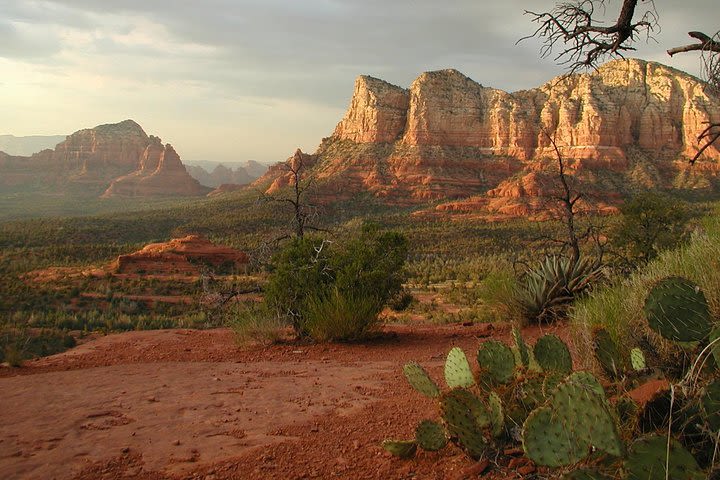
[256,58,720,216]
[0,120,211,197]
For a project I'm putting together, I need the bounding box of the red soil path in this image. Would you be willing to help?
[0,323,572,480]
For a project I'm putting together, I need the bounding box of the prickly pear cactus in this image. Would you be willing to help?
[630,348,646,371]
[523,406,585,467]
[593,327,622,378]
[563,469,612,480]
[533,334,573,374]
[444,347,475,388]
[643,276,711,343]
[701,378,720,432]
[488,391,504,438]
[382,439,417,458]
[441,388,489,459]
[522,374,623,467]
[519,376,545,410]
[403,362,440,398]
[541,371,565,397]
[476,340,515,385]
[625,435,705,480]
[512,326,530,368]
[566,371,606,399]
[415,420,447,451]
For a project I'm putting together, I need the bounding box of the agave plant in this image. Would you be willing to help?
[515,255,602,323]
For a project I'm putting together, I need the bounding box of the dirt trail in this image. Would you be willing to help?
[0,323,570,479]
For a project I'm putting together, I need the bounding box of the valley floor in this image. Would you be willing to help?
[0,323,570,480]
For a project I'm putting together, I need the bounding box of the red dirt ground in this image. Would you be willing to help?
[0,323,573,480]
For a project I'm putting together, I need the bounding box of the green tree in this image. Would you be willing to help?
[611,191,691,266]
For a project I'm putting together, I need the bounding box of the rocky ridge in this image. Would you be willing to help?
[0,120,210,198]
[255,59,720,217]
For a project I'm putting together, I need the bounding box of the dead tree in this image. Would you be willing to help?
[259,150,327,241]
[539,130,606,267]
[522,0,719,162]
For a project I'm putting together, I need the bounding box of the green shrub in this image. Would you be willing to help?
[302,288,383,342]
[263,223,408,341]
[230,303,289,345]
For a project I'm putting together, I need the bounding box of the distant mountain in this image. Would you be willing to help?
[254,58,720,219]
[185,160,268,188]
[0,135,67,156]
[0,120,210,198]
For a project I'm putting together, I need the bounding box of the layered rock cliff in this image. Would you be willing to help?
[0,120,210,198]
[256,59,720,216]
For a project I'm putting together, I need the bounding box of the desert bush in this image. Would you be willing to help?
[302,288,383,341]
[230,303,289,345]
[263,224,408,341]
[388,289,414,312]
[610,191,693,270]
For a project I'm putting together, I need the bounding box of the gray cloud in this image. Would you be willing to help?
[1,1,717,161]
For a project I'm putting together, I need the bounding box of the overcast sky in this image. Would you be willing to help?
[0,1,716,163]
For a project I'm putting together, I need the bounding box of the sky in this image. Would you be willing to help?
[0,1,716,163]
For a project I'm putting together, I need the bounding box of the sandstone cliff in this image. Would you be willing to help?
[102,141,211,198]
[256,59,720,217]
[0,120,211,198]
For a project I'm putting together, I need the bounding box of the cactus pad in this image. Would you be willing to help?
[625,435,704,480]
[488,391,504,437]
[444,347,475,388]
[534,334,573,374]
[519,376,545,410]
[630,348,646,371]
[523,406,586,467]
[523,376,623,467]
[403,362,440,398]
[566,371,606,399]
[593,327,622,378]
[643,276,711,343]
[415,420,447,451]
[476,340,515,385]
[513,326,530,368]
[441,388,489,459]
[702,378,720,432]
[563,469,612,480]
[542,371,566,397]
[710,326,720,369]
[382,439,417,458]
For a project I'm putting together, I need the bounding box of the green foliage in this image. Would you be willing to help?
[444,347,475,388]
[643,276,711,343]
[381,440,417,459]
[624,435,704,480]
[533,334,573,374]
[230,302,289,345]
[403,362,440,398]
[593,327,623,378]
[515,255,602,323]
[415,420,447,451]
[263,225,408,340]
[612,191,692,267]
[303,288,383,342]
[476,340,516,385]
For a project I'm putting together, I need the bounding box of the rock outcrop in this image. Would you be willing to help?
[113,235,249,275]
[185,161,266,188]
[255,59,720,217]
[0,120,211,198]
[102,141,211,197]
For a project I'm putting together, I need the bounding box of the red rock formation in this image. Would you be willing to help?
[256,58,720,217]
[102,143,211,197]
[114,235,249,275]
[207,183,247,197]
[0,120,211,198]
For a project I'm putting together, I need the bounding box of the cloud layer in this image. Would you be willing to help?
[0,1,716,162]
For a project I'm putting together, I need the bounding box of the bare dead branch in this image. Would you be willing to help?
[520,0,658,72]
[690,122,720,165]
